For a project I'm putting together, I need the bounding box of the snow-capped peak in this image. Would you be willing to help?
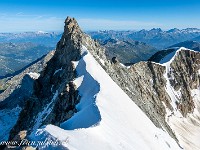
[159,47,182,64]
[36,31,48,34]
[159,47,195,64]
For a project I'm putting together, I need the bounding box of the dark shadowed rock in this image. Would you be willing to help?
[6,17,200,149]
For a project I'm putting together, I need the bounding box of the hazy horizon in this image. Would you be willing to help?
[1,27,200,33]
[0,0,200,32]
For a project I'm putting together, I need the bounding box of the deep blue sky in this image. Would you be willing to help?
[0,0,200,32]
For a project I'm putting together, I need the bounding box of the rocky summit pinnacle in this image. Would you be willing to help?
[9,17,84,140]
[64,17,80,33]
[1,16,200,150]
[61,16,83,44]
[53,17,83,65]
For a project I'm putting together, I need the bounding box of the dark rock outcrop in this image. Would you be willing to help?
[0,50,54,105]
[7,17,200,149]
[9,17,82,139]
[167,50,200,116]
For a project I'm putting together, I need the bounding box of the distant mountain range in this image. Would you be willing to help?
[1,28,200,78]
[101,38,158,64]
[149,40,200,63]
[0,31,62,77]
[88,28,200,49]
[0,31,62,47]
[169,40,200,51]
[1,17,200,150]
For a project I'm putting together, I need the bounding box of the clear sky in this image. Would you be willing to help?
[0,0,200,32]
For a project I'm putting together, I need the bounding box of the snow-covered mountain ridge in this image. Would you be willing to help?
[0,17,200,150]
[28,45,180,150]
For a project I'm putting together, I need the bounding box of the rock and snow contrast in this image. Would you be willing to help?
[155,47,200,150]
[0,17,200,150]
[28,46,180,150]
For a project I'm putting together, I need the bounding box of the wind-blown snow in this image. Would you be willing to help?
[30,45,180,150]
[61,51,101,129]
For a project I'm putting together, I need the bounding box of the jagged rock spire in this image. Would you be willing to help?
[54,16,83,65]
[61,16,83,42]
[9,17,84,140]
[64,17,80,33]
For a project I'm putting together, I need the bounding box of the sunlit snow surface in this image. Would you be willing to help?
[27,72,40,79]
[160,47,200,150]
[30,46,180,150]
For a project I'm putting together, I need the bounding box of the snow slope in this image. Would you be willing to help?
[29,46,180,150]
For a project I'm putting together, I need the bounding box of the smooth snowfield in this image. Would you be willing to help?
[30,46,180,150]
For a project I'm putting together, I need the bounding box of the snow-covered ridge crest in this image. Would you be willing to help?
[161,46,200,112]
[159,47,196,64]
[30,45,181,150]
[5,17,200,150]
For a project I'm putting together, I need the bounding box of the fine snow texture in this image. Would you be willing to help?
[30,46,180,150]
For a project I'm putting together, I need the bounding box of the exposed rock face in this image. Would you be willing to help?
[0,51,54,105]
[149,48,200,116]
[6,17,200,149]
[4,130,27,150]
[102,60,179,142]
[0,50,54,144]
[9,17,82,139]
[168,50,200,116]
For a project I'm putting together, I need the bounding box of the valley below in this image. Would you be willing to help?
[0,17,200,150]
